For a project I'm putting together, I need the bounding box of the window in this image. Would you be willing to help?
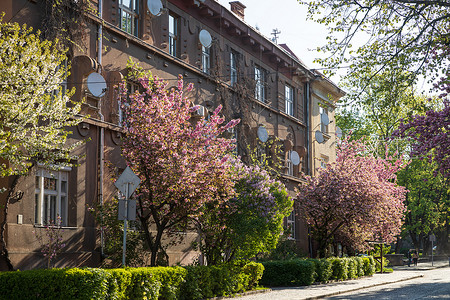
[285,85,294,116]
[286,150,294,176]
[119,82,139,126]
[287,210,296,240]
[51,60,68,97]
[169,14,178,57]
[227,127,238,156]
[35,169,69,226]
[230,51,238,85]
[120,0,139,36]
[320,106,328,133]
[320,155,328,169]
[254,65,266,102]
[202,46,211,74]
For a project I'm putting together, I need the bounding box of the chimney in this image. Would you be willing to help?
[229,1,246,20]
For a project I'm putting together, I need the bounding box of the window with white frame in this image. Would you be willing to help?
[35,168,69,226]
[286,150,294,176]
[119,82,139,126]
[285,85,294,116]
[120,0,139,37]
[254,65,266,102]
[320,155,328,169]
[51,60,68,97]
[202,45,211,74]
[169,13,178,57]
[230,51,238,86]
[320,106,328,133]
[287,210,296,240]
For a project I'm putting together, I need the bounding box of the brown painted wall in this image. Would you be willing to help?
[0,0,342,269]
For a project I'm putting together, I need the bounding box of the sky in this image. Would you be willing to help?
[216,0,434,94]
[216,0,336,79]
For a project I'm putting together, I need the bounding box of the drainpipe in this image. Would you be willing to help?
[305,80,312,257]
[305,80,310,175]
[98,0,105,259]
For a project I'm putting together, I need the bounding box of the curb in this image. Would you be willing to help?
[410,264,449,271]
[392,264,449,272]
[209,288,272,300]
[303,274,424,300]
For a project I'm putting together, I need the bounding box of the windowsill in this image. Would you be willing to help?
[278,109,303,125]
[33,225,78,230]
[281,174,307,183]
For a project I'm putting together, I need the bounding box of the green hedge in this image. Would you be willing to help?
[179,261,264,299]
[0,261,264,300]
[329,257,348,280]
[260,256,377,287]
[310,258,332,283]
[362,256,376,276]
[260,259,315,286]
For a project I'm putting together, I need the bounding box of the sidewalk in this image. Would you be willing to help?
[234,260,449,300]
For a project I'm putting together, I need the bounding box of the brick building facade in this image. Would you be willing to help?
[0,0,343,270]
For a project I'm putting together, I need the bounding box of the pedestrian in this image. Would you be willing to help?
[407,250,412,267]
[413,250,419,266]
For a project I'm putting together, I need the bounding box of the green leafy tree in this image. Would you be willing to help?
[196,158,293,265]
[0,21,83,270]
[336,67,431,156]
[301,0,450,83]
[397,159,450,255]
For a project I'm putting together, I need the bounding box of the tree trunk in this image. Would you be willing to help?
[394,236,402,254]
[0,175,21,271]
[409,231,420,251]
[150,225,164,266]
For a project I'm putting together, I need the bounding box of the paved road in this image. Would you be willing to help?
[326,267,450,299]
[237,261,449,300]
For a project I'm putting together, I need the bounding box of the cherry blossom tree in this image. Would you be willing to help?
[395,100,450,178]
[296,137,407,257]
[118,75,239,266]
[34,216,66,269]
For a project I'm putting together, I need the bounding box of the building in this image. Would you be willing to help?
[0,0,343,270]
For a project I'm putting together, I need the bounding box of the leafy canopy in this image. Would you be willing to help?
[296,137,407,257]
[397,158,450,253]
[196,158,293,264]
[0,20,82,175]
[118,73,239,266]
[301,0,450,84]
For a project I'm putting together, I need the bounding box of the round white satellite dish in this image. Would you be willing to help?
[321,113,330,126]
[290,150,300,166]
[336,126,343,138]
[257,126,269,143]
[87,72,107,97]
[199,29,212,48]
[315,130,325,144]
[148,0,163,16]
